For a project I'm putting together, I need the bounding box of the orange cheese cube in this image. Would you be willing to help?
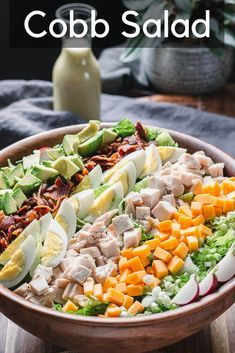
[146,266,154,274]
[211,182,222,196]
[172,222,181,238]
[128,256,145,271]
[212,197,224,208]
[145,237,160,250]
[178,205,192,218]
[158,220,172,232]
[223,199,235,214]
[63,300,78,313]
[222,180,235,195]
[103,277,118,293]
[186,236,199,252]
[119,268,132,283]
[192,214,205,226]
[203,204,216,220]
[154,247,172,263]
[115,282,127,293]
[132,245,151,259]
[121,248,133,259]
[183,226,201,238]
[126,271,147,285]
[128,301,145,316]
[152,260,168,278]
[199,224,212,236]
[93,284,103,301]
[156,231,169,241]
[202,183,221,196]
[106,306,121,317]
[123,295,134,309]
[168,256,184,274]
[194,194,213,205]
[149,277,160,288]
[126,284,144,297]
[83,278,94,295]
[191,179,203,195]
[191,202,203,216]
[160,237,179,250]
[178,216,192,229]
[214,207,223,217]
[119,257,129,272]
[106,288,125,306]
[173,242,189,259]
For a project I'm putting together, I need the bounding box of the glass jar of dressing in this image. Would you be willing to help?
[53,4,101,121]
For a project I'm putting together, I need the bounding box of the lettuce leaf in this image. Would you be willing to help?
[113,119,135,138]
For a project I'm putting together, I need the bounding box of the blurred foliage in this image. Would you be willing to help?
[121,0,235,61]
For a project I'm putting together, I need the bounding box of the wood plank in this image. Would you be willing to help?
[0,305,234,353]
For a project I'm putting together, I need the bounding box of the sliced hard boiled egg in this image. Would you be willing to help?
[70,189,95,219]
[71,165,102,194]
[0,235,36,288]
[55,199,77,240]
[108,161,136,195]
[141,144,162,178]
[38,212,53,242]
[41,220,68,268]
[102,149,146,183]
[30,241,42,277]
[86,182,124,222]
[0,220,40,266]
[157,147,187,164]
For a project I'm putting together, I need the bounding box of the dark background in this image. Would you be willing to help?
[1,0,235,82]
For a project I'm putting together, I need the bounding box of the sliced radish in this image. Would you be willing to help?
[199,272,218,297]
[172,274,199,306]
[215,244,235,283]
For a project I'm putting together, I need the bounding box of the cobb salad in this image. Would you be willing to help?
[0,120,234,318]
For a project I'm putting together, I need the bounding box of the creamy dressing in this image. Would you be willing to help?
[53,47,101,121]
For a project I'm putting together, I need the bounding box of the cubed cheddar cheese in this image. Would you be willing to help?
[212,197,224,208]
[194,194,213,205]
[93,284,103,301]
[126,271,146,285]
[123,295,134,309]
[154,247,172,263]
[178,205,192,218]
[203,204,215,220]
[173,242,189,259]
[83,279,94,295]
[115,282,127,293]
[202,182,221,197]
[172,222,181,238]
[145,237,160,250]
[126,284,144,297]
[186,236,199,252]
[178,216,192,229]
[132,245,151,267]
[192,214,205,226]
[167,256,184,274]
[106,305,122,317]
[222,180,235,195]
[120,248,133,259]
[183,226,201,238]
[128,301,145,315]
[146,266,154,275]
[214,207,223,217]
[128,256,145,272]
[63,300,78,313]
[103,277,118,293]
[119,268,132,283]
[158,220,172,232]
[191,202,203,216]
[160,237,179,250]
[199,224,212,237]
[119,257,129,272]
[106,288,125,306]
[223,199,235,214]
[152,260,168,278]
[156,231,169,242]
[191,179,203,195]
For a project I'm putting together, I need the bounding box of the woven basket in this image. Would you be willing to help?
[142,46,234,95]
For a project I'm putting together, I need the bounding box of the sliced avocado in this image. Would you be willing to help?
[31,165,58,182]
[42,160,54,168]
[0,189,12,210]
[2,192,18,215]
[14,174,41,194]
[47,147,65,161]
[156,130,177,147]
[68,155,84,169]
[77,120,100,143]
[77,131,103,158]
[52,156,79,179]
[102,128,117,145]
[8,164,24,187]
[23,152,40,170]
[0,172,9,190]
[1,167,11,176]
[62,135,80,156]
[12,188,27,208]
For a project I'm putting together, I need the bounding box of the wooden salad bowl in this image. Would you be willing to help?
[0,123,235,352]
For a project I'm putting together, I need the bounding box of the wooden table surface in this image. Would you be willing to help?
[1,84,235,353]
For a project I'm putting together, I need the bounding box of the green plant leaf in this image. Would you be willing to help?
[174,0,192,13]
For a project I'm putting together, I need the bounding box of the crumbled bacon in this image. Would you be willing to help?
[136,121,147,141]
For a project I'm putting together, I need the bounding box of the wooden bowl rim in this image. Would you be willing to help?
[0,122,235,326]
